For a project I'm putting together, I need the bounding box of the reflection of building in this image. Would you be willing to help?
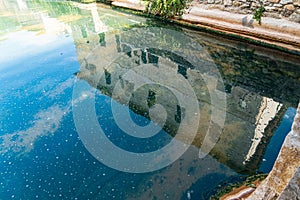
[184,29,300,108]
[75,27,297,174]
[2,0,299,174]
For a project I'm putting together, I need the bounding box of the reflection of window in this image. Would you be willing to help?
[133,50,141,65]
[147,90,156,107]
[175,105,186,123]
[98,32,106,46]
[81,26,87,38]
[119,75,124,89]
[104,69,111,85]
[175,105,181,123]
[148,53,158,65]
[142,50,147,64]
[121,44,132,57]
[141,50,159,65]
[115,35,121,52]
[177,65,187,79]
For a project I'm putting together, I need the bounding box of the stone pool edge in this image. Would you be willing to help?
[109,0,300,55]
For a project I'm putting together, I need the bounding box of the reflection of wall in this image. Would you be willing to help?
[184,29,300,107]
[75,30,292,173]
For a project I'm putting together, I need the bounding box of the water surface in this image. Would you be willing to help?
[0,1,299,199]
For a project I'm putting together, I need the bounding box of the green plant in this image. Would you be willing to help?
[144,0,190,18]
[253,6,265,25]
[210,174,268,200]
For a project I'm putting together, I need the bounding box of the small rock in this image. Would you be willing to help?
[273,3,283,7]
[268,0,280,3]
[284,4,295,11]
[233,1,242,7]
[288,12,300,22]
[294,0,300,6]
[280,0,293,4]
[224,0,233,6]
[265,6,277,11]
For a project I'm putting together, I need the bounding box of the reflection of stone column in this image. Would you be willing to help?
[40,13,72,35]
[90,6,108,34]
[16,0,28,10]
[244,97,282,164]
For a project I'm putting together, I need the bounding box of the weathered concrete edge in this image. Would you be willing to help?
[246,102,300,199]
[110,0,300,54]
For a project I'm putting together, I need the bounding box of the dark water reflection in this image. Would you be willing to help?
[0,1,299,199]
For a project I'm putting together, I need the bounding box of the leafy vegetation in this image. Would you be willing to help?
[253,6,265,25]
[144,0,191,18]
[210,173,268,200]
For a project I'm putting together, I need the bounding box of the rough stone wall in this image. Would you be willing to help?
[278,167,300,199]
[196,0,300,23]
